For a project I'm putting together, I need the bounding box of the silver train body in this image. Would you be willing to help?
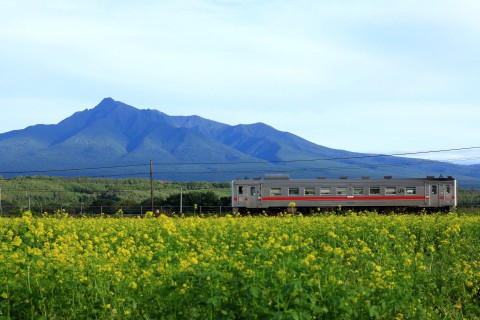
[231,175,457,213]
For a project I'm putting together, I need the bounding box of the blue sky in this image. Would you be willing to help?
[1,0,479,163]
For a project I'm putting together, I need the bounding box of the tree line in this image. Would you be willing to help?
[87,190,231,215]
[0,176,230,214]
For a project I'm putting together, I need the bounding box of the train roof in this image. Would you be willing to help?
[233,174,455,182]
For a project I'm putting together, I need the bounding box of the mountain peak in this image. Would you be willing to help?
[88,98,140,118]
[95,97,125,110]
[100,97,115,104]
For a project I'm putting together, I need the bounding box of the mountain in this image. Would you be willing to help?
[1,98,479,187]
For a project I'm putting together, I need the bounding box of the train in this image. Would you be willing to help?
[231,175,457,213]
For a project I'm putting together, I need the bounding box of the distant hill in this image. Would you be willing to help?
[1,98,479,187]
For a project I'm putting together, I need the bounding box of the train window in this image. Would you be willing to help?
[406,187,416,195]
[353,188,364,195]
[289,188,300,196]
[270,188,281,196]
[304,187,316,195]
[431,186,437,195]
[337,187,347,196]
[369,187,380,195]
[238,186,243,195]
[446,185,451,193]
[385,187,396,195]
[250,187,256,196]
[320,187,331,196]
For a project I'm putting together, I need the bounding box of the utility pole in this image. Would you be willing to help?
[0,188,2,214]
[150,160,154,213]
[180,186,183,215]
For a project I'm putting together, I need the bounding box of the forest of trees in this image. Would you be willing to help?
[0,176,231,214]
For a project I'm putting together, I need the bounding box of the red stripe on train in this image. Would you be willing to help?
[261,196,426,201]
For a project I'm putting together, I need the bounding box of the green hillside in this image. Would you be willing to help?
[0,176,230,214]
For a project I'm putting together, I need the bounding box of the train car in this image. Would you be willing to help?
[231,175,457,213]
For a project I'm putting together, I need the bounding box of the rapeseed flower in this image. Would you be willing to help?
[1,213,479,319]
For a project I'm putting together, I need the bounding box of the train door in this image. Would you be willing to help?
[441,183,455,206]
[235,184,258,209]
[246,185,258,208]
[236,185,246,207]
[428,184,440,207]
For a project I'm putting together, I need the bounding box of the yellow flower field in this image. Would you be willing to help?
[1,212,480,319]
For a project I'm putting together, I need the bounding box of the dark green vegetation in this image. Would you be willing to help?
[0,176,231,214]
[1,176,480,215]
[1,98,480,186]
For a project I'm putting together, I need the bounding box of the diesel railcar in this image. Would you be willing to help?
[232,175,457,213]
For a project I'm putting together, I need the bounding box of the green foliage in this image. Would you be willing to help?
[165,191,222,207]
[88,198,120,215]
[0,176,230,213]
[458,188,480,207]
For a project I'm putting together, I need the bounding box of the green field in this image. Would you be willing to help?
[1,212,480,319]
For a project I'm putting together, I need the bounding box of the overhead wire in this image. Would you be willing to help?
[148,146,480,165]
[87,159,480,180]
[0,163,149,175]
[1,146,479,177]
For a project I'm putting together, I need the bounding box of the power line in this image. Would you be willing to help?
[1,146,479,176]
[93,156,479,177]
[91,155,480,177]
[0,163,149,175]
[150,146,480,166]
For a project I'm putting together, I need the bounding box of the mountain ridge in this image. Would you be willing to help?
[0,98,479,187]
